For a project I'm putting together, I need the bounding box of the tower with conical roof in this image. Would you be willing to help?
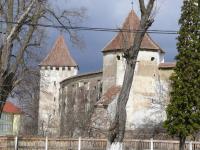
[102,9,168,130]
[102,10,165,94]
[38,35,78,136]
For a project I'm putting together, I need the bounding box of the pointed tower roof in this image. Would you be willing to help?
[103,10,164,53]
[40,36,78,67]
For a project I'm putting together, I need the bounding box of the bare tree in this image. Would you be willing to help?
[107,0,156,149]
[0,0,85,115]
[14,68,40,135]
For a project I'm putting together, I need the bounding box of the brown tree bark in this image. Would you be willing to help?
[108,0,156,148]
[179,137,186,150]
[0,0,35,115]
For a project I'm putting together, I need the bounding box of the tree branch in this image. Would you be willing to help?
[139,0,146,15]
[1,0,35,72]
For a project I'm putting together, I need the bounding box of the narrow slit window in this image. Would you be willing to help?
[117,55,121,60]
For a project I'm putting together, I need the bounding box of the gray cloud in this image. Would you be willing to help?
[45,0,183,73]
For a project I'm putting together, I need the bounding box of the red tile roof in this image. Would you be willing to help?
[159,62,176,69]
[96,86,121,106]
[3,101,22,114]
[103,10,164,53]
[40,35,78,67]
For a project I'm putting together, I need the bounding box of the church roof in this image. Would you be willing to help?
[40,35,77,67]
[103,10,164,53]
[96,86,121,107]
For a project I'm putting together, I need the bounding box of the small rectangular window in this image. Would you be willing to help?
[50,66,53,70]
[117,55,120,60]
[62,67,65,70]
[56,67,59,70]
[68,67,71,71]
[53,109,56,115]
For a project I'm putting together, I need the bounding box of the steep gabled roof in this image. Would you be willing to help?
[3,101,22,114]
[40,35,77,67]
[103,10,164,53]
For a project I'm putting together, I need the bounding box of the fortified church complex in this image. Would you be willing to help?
[38,10,176,137]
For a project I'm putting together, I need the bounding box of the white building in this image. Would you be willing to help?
[38,36,78,136]
[38,10,175,137]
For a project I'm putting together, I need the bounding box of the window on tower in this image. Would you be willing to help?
[117,55,121,60]
[53,109,55,115]
[151,57,155,61]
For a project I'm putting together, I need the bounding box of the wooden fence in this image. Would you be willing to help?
[0,136,200,150]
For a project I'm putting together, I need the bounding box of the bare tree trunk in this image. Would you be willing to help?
[179,137,186,150]
[0,0,35,115]
[6,0,14,33]
[107,0,156,149]
[0,0,84,117]
[0,73,14,115]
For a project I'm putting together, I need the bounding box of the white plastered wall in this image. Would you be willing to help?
[102,53,117,94]
[38,66,78,136]
[114,50,167,130]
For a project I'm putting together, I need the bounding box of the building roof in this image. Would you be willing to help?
[96,86,121,107]
[40,35,78,67]
[103,10,164,53]
[159,62,176,69]
[3,101,22,114]
[61,70,103,85]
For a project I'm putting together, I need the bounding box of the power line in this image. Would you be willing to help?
[0,20,179,35]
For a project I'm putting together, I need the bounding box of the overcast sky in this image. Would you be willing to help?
[45,0,183,73]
